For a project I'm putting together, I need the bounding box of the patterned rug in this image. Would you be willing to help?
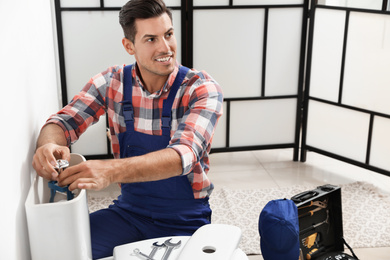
[88,181,390,255]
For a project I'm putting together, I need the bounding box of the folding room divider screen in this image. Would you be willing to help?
[301,1,390,177]
[54,0,390,177]
[54,0,307,161]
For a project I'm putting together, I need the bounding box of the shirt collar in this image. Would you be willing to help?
[132,61,180,96]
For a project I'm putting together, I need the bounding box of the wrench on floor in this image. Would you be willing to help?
[149,242,165,258]
[161,239,181,260]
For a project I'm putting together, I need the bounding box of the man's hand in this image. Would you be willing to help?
[32,143,70,181]
[56,148,182,191]
[58,160,114,191]
[32,123,69,180]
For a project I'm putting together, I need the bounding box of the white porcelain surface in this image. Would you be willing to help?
[25,154,92,260]
[111,224,247,260]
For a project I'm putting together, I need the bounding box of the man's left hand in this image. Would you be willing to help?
[58,160,114,191]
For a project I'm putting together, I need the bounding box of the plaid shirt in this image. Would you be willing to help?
[45,62,223,198]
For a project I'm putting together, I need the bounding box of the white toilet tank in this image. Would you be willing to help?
[25,153,92,260]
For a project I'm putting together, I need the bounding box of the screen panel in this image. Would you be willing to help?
[71,116,109,155]
[319,0,383,10]
[342,12,390,115]
[163,0,182,6]
[104,0,129,7]
[234,0,304,5]
[306,100,370,162]
[193,9,265,99]
[229,99,297,147]
[265,8,303,96]
[370,116,390,170]
[62,0,182,8]
[194,0,229,6]
[60,0,100,8]
[211,102,227,148]
[62,11,131,100]
[309,8,346,102]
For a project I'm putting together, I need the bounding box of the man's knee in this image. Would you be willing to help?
[89,208,144,259]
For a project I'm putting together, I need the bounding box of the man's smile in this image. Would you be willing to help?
[155,52,174,63]
[156,56,171,62]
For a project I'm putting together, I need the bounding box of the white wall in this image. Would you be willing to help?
[0,0,60,259]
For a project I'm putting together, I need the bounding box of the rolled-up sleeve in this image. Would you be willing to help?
[168,72,223,176]
[44,71,110,147]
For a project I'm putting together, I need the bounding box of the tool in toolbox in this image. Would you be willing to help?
[298,200,327,218]
[300,210,329,235]
[48,159,74,202]
[291,184,359,260]
[307,246,327,259]
[302,232,320,249]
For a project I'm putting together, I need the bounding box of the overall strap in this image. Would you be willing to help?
[122,65,190,136]
[122,65,134,132]
[161,66,190,137]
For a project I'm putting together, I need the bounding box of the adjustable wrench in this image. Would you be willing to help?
[161,239,181,260]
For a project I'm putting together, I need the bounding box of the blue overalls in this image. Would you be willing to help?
[89,65,212,259]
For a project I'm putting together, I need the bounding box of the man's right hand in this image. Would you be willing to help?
[32,143,70,181]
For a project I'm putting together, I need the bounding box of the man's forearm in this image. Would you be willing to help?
[36,123,68,149]
[111,147,183,183]
[58,147,183,191]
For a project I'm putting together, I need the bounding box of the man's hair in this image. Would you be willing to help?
[119,0,173,43]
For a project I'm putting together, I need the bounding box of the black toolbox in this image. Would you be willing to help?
[291,184,357,260]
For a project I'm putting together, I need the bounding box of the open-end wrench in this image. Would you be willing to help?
[149,242,165,258]
[133,248,155,260]
[162,239,181,260]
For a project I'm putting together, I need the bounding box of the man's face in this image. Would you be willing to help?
[124,13,177,80]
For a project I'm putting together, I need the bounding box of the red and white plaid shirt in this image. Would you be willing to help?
[45,62,223,198]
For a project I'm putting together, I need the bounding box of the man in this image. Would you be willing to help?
[32,0,223,258]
